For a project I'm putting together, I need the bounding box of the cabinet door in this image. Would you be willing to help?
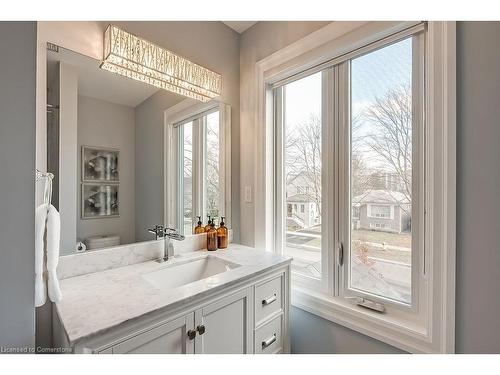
[111,312,195,354]
[195,289,252,354]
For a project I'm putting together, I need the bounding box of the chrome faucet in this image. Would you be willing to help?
[148,225,185,262]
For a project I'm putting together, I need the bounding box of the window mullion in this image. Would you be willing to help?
[192,118,204,224]
[199,117,207,221]
[322,68,336,295]
[336,61,350,298]
[177,125,184,231]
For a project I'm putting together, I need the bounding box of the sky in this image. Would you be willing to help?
[283,37,413,171]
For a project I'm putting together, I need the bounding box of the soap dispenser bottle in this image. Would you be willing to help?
[194,216,204,234]
[207,221,218,251]
[217,217,228,249]
[204,215,212,232]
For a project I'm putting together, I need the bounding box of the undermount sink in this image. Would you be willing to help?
[142,255,240,290]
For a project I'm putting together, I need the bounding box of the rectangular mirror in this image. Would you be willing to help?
[46,43,231,255]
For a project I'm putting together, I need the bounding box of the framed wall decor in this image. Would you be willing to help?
[82,146,119,182]
[81,183,119,219]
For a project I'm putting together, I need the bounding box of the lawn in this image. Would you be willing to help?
[352,228,411,248]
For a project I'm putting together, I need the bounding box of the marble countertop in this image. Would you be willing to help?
[55,244,291,345]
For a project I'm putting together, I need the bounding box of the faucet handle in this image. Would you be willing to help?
[164,227,185,241]
[148,225,164,238]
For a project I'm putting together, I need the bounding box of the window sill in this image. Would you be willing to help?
[291,286,436,353]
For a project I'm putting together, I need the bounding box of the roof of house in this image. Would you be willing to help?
[353,190,410,205]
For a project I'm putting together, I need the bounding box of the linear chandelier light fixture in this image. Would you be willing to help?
[100,25,222,102]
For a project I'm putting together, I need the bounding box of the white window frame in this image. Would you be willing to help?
[164,99,231,233]
[254,21,456,353]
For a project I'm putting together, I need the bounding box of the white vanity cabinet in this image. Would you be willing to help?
[64,265,290,354]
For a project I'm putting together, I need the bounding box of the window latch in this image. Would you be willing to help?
[346,297,386,313]
[338,242,344,266]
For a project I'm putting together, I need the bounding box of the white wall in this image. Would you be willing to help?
[0,21,37,349]
[77,95,136,249]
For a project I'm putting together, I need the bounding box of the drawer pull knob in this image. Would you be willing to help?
[262,294,277,306]
[187,329,196,340]
[261,334,277,349]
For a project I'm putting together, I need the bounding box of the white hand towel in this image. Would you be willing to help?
[46,205,62,303]
[35,204,48,307]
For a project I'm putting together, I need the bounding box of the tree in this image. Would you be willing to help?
[361,83,413,203]
[285,115,322,217]
[205,124,220,218]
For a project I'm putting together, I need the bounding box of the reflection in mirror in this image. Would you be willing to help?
[46,44,231,255]
[175,108,225,236]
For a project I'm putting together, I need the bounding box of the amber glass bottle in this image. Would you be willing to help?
[194,216,204,234]
[207,224,218,251]
[217,217,228,249]
[204,216,212,232]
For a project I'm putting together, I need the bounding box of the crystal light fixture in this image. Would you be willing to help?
[100,25,222,102]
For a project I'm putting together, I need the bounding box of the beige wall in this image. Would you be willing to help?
[239,22,330,246]
[77,95,136,249]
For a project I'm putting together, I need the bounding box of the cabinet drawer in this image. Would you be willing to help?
[254,315,282,354]
[255,274,283,325]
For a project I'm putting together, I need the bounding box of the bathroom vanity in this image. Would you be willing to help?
[53,244,291,354]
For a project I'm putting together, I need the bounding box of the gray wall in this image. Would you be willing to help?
[0,22,36,349]
[134,90,182,241]
[456,21,500,354]
[239,21,403,354]
[291,308,405,353]
[239,21,330,247]
[125,22,241,242]
[58,62,78,253]
[77,95,136,248]
[264,21,500,354]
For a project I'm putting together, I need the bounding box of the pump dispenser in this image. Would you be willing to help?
[194,216,204,234]
[217,217,228,249]
[204,215,212,232]
[207,221,218,251]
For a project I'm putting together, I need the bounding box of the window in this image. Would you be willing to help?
[368,205,392,219]
[205,111,220,218]
[275,72,323,281]
[168,104,231,236]
[261,21,455,353]
[274,35,420,303]
[348,38,416,305]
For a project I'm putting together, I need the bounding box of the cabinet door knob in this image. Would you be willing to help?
[187,329,196,340]
[197,325,206,335]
